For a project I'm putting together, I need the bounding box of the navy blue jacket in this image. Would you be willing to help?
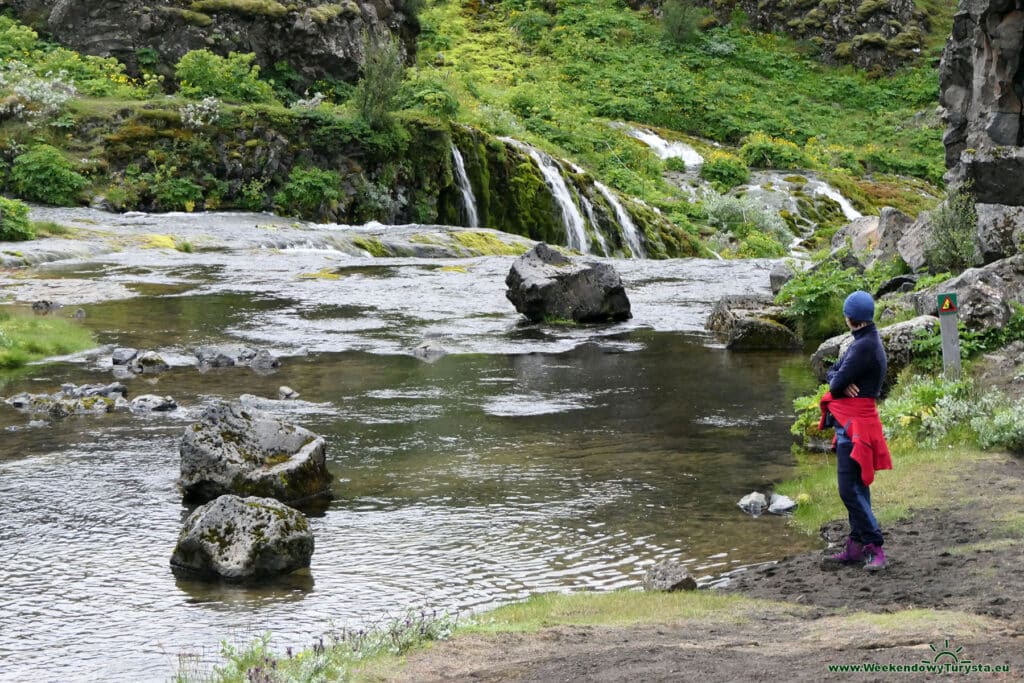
[827,323,887,399]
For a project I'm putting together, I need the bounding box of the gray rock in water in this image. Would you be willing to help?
[130,394,178,413]
[170,494,314,582]
[706,294,801,351]
[505,243,631,323]
[248,349,281,374]
[412,341,448,363]
[129,351,169,375]
[111,347,138,366]
[178,400,333,507]
[194,344,257,368]
[768,493,797,515]
[278,386,300,400]
[738,491,768,517]
[642,560,697,592]
[6,383,126,420]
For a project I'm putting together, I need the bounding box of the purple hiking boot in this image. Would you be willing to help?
[863,544,888,571]
[822,537,864,566]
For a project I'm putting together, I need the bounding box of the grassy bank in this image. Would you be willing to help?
[0,311,94,369]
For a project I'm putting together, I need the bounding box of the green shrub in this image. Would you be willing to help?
[698,151,750,191]
[403,76,460,119]
[152,174,205,211]
[973,400,1024,454]
[664,157,687,173]
[273,166,342,219]
[0,17,39,60]
[0,197,34,241]
[775,256,867,340]
[175,50,276,103]
[662,0,703,45]
[11,145,88,206]
[739,132,811,170]
[737,230,787,258]
[354,35,406,129]
[924,189,979,274]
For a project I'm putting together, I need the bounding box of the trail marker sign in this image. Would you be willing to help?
[938,292,958,315]
[937,291,960,379]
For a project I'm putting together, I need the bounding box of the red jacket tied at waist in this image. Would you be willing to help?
[818,392,892,486]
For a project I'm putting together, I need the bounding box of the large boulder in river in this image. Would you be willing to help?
[170,495,313,582]
[706,294,801,351]
[810,316,939,392]
[179,400,332,506]
[505,243,631,323]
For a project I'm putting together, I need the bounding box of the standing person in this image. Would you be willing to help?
[818,290,892,571]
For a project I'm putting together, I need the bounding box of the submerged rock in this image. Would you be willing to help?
[505,243,631,323]
[642,560,697,592]
[738,491,768,517]
[178,400,333,507]
[130,394,177,413]
[170,495,313,582]
[129,351,169,375]
[111,347,139,366]
[278,386,300,400]
[411,341,448,363]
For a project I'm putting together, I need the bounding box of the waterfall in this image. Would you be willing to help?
[806,179,863,222]
[611,123,704,168]
[595,182,645,258]
[578,194,610,256]
[451,145,479,228]
[500,137,588,253]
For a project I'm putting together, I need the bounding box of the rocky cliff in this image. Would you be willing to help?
[940,0,1024,262]
[693,0,931,71]
[5,0,419,90]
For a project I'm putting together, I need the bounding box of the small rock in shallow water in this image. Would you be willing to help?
[768,493,797,515]
[278,386,300,400]
[130,394,177,413]
[412,341,447,363]
[642,560,697,592]
[738,491,768,517]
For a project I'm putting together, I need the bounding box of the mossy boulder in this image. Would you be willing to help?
[178,400,333,507]
[706,294,801,350]
[170,494,313,582]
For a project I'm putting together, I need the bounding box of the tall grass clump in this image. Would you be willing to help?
[923,188,979,273]
[662,0,704,45]
[0,312,94,369]
[354,34,405,129]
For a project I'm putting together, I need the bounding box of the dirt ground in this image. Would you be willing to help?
[393,456,1024,682]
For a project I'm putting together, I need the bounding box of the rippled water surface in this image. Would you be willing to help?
[0,212,817,681]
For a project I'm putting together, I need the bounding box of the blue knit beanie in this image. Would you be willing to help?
[843,290,875,322]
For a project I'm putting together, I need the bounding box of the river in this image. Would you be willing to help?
[0,209,817,681]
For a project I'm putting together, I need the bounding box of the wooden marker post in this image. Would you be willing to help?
[937,292,960,380]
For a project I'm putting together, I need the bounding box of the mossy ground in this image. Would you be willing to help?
[0,312,95,369]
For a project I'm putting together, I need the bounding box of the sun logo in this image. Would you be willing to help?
[922,639,971,665]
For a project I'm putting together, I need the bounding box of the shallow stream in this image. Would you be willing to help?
[0,211,818,681]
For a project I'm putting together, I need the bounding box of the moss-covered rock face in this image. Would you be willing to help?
[178,400,333,508]
[693,0,932,71]
[5,0,419,90]
[170,494,314,582]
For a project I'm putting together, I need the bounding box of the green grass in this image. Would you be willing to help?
[0,312,95,369]
[31,221,73,237]
[461,590,788,634]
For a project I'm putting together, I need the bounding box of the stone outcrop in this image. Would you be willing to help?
[691,0,930,71]
[810,316,939,392]
[505,244,632,323]
[5,382,128,419]
[178,400,333,506]
[194,344,280,372]
[170,494,313,582]
[706,294,801,351]
[940,1,1024,262]
[6,0,420,91]
[911,253,1024,330]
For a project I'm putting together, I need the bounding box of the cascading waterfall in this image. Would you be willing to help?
[500,137,588,253]
[595,182,646,258]
[578,194,610,256]
[451,145,479,228]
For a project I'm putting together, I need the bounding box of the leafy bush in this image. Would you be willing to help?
[175,50,276,103]
[662,0,703,45]
[739,132,811,169]
[0,196,34,241]
[273,167,342,219]
[924,188,979,273]
[0,63,78,121]
[11,145,88,206]
[403,76,460,119]
[973,401,1024,454]
[912,304,1024,372]
[775,256,867,340]
[737,230,786,258]
[354,35,406,129]
[699,150,750,191]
